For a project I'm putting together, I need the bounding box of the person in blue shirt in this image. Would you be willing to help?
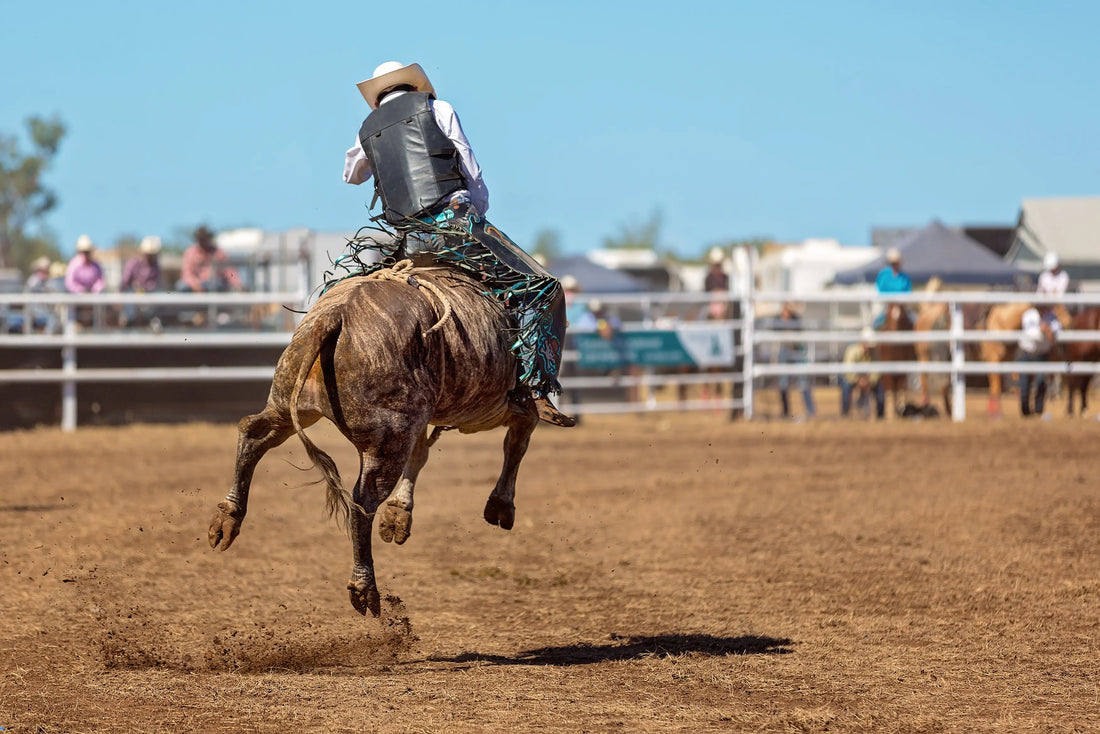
[873,248,912,328]
[876,248,912,293]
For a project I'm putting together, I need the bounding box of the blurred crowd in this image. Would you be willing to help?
[11,226,243,333]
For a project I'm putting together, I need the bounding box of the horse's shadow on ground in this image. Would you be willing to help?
[427,633,793,667]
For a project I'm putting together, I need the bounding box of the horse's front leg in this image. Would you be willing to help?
[484,410,539,530]
[378,427,434,545]
[209,408,298,551]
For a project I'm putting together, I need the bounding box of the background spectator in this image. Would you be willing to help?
[23,256,58,332]
[1017,304,1060,418]
[178,226,242,293]
[122,236,163,293]
[775,302,816,420]
[64,234,106,294]
[25,257,51,292]
[703,247,730,320]
[574,298,620,339]
[561,274,585,328]
[1036,252,1068,297]
[873,247,912,328]
[840,328,885,419]
[121,235,164,327]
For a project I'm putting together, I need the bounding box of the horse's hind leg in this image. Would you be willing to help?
[378,427,434,545]
[347,434,417,617]
[209,407,308,551]
[484,410,539,531]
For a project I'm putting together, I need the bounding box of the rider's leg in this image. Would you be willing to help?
[436,204,573,426]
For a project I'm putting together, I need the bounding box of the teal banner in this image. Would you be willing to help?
[575,327,734,369]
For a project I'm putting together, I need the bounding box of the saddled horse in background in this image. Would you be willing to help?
[980,303,1073,418]
[208,258,555,617]
[913,277,951,417]
[1065,307,1100,416]
[877,303,916,415]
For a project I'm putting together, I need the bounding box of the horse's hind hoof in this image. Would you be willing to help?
[483,496,515,530]
[347,580,381,617]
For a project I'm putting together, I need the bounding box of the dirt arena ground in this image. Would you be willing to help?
[2,407,1098,732]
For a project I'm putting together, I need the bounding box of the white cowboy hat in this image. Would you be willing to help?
[885,247,902,264]
[1043,251,1059,270]
[76,234,95,253]
[357,61,435,110]
[707,247,725,265]
[31,256,51,271]
[140,235,162,254]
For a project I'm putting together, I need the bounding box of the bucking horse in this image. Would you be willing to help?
[208,256,556,616]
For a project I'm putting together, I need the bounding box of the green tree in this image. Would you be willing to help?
[0,116,66,271]
[602,209,663,251]
[531,228,563,263]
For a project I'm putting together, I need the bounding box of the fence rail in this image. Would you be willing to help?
[3,252,1100,428]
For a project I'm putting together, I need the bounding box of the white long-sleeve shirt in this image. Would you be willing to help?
[1019,307,1061,355]
[343,91,490,215]
[1036,268,1069,297]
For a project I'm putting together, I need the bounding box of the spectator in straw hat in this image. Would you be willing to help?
[121,236,165,327]
[24,256,59,332]
[872,246,912,328]
[64,234,106,294]
[25,256,53,293]
[840,327,885,419]
[122,236,163,294]
[343,61,572,426]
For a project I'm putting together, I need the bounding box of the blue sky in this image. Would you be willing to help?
[3,1,1098,257]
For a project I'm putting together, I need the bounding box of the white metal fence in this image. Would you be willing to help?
[3,256,1100,429]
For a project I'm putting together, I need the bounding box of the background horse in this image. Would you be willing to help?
[1065,307,1100,416]
[877,303,916,415]
[208,260,551,617]
[981,302,1073,418]
[913,277,951,417]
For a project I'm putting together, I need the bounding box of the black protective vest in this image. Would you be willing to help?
[359,92,467,224]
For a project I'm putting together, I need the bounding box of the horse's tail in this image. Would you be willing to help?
[288,308,352,528]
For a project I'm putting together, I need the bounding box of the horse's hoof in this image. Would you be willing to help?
[483,496,515,530]
[208,501,243,551]
[347,580,381,617]
[378,503,412,545]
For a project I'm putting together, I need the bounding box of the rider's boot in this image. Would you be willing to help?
[533,393,576,428]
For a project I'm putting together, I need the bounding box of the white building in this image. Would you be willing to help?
[756,238,879,294]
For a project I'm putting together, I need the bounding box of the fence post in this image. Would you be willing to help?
[950,300,966,422]
[739,246,756,420]
[61,308,77,432]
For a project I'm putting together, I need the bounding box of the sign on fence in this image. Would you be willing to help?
[576,326,735,369]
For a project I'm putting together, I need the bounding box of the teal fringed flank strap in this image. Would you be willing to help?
[323,207,564,396]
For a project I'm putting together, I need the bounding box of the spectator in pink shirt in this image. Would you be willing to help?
[177,226,242,293]
[64,235,106,294]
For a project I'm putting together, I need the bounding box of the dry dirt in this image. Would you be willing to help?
[1,408,1098,732]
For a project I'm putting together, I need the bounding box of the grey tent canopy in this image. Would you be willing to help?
[833,220,1025,286]
[548,255,649,293]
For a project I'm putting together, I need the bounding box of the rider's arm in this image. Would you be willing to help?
[431,100,490,215]
[343,135,372,185]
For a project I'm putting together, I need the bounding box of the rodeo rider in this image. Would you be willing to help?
[343,61,573,427]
